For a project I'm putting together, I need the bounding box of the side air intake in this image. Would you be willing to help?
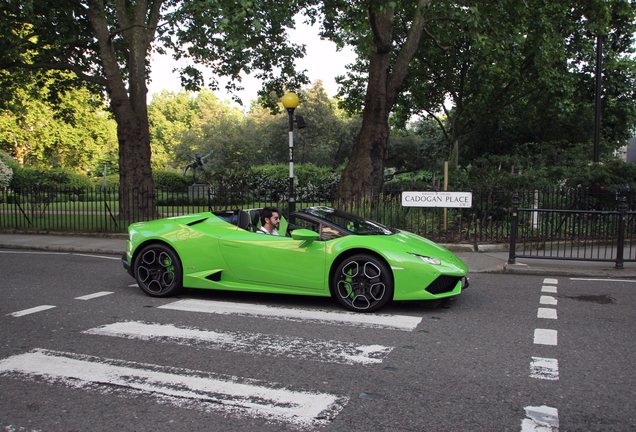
[205,271,222,282]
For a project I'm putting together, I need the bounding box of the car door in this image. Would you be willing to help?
[219,227,326,290]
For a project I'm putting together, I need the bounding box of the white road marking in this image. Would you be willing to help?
[534,329,557,346]
[543,278,558,285]
[570,278,636,283]
[539,295,557,306]
[8,305,56,317]
[128,283,139,287]
[72,253,120,260]
[74,291,114,301]
[0,250,68,255]
[521,405,559,431]
[537,308,557,320]
[0,349,348,427]
[85,321,393,365]
[530,357,559,380]
[541,285,557,293]
[158,299,422,331]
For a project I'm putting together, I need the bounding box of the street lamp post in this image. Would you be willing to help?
[281,92,299,221]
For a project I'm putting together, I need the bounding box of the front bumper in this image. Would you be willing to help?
[122,253,133,276]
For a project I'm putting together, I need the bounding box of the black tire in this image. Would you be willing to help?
[331,254,393,312]
[133,243,183,297]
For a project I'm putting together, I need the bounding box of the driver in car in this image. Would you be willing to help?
[256,207,280,236]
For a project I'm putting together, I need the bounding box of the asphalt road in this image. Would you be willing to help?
[0,250,634,432]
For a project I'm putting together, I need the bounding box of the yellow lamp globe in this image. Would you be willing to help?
[281,92,299,109]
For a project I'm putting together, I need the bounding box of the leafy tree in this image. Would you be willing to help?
[318,0,432,200]
[0,71,117,172]
[391,0,636,165]
[0,0,309,218]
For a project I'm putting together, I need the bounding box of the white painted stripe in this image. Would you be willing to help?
[74,291,114,301]
[530,357,559,380]
[0,250,68,255]
[543,278,558,285]
[8,305,56,317]
[85,321,393,365]
[541,285,557,293]
[521,405,559,431]
[158,299,422,331]
[570,278,636,283]
[537,308,557,320]
[128,283,139,287]
[540,295,557,306]
[73,253,120,260]
[0,349,347,427]
[534,329,558,346]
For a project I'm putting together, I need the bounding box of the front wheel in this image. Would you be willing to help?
[133,243,183,297]
[331,254,393,312]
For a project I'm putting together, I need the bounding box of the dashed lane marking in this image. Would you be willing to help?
[0,349,348,428]
[158,299,422,331]
[534,329,557,346]
[8,305,56,317]
[74,291,114,301]
[543,278,559,285]
[530,357,559,381]
[537,308,557,320]
[521,405,559,431]
[539,295,557,306]
[84,321,393,365]
[541,285,557,293]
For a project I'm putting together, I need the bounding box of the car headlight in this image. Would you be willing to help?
[410,253,441,265]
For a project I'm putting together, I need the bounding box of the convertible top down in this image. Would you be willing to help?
[123,206,468,312]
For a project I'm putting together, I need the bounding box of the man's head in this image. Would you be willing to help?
[260,207,280,231]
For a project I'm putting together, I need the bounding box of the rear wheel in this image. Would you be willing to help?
[332,254,393,312]
[133,243,183,297]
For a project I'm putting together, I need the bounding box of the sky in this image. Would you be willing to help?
[147,18,356,107]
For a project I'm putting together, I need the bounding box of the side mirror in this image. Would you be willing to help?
[291,229,319,242]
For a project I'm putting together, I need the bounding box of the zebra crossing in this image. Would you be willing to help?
[0,297,423,429]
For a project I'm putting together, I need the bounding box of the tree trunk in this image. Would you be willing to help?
[337,1,430,202]
[86,0,162,221]
[337,56,391,202]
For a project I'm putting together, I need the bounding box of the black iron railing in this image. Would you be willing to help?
[1,185,633,251]
[508,192,635,268]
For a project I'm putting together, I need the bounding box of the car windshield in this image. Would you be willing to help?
[301,207,395,235]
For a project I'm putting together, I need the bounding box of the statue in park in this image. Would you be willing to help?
[183,151,212,183]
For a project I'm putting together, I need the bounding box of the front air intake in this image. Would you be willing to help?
[425,276,461,295]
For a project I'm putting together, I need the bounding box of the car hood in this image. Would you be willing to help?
[392,230,467,269]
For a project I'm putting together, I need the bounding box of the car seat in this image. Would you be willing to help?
[237,210,251,230]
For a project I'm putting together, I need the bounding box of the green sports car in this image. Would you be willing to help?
[122,206,469,312]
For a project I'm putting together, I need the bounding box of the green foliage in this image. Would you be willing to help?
[383,170,435,195]
[153,170,191,192]
[10,167,93,191]
[0,71,118,172]
[455,142,636,194]
[0,149,19,171]
[0,157,12,188]
[206,163,341,203]
[149,82,361,171]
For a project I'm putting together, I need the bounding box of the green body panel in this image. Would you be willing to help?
[125,211,468,301]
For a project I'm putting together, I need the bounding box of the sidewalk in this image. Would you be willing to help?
[1,233,635,278]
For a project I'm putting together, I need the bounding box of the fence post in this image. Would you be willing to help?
[615,194,627,269]
[508,193,520,264]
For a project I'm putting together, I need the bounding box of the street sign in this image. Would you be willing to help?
[401,191,473,208]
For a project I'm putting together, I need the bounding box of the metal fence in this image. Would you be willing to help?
[508,192,636,268]
[1,185,633,251]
